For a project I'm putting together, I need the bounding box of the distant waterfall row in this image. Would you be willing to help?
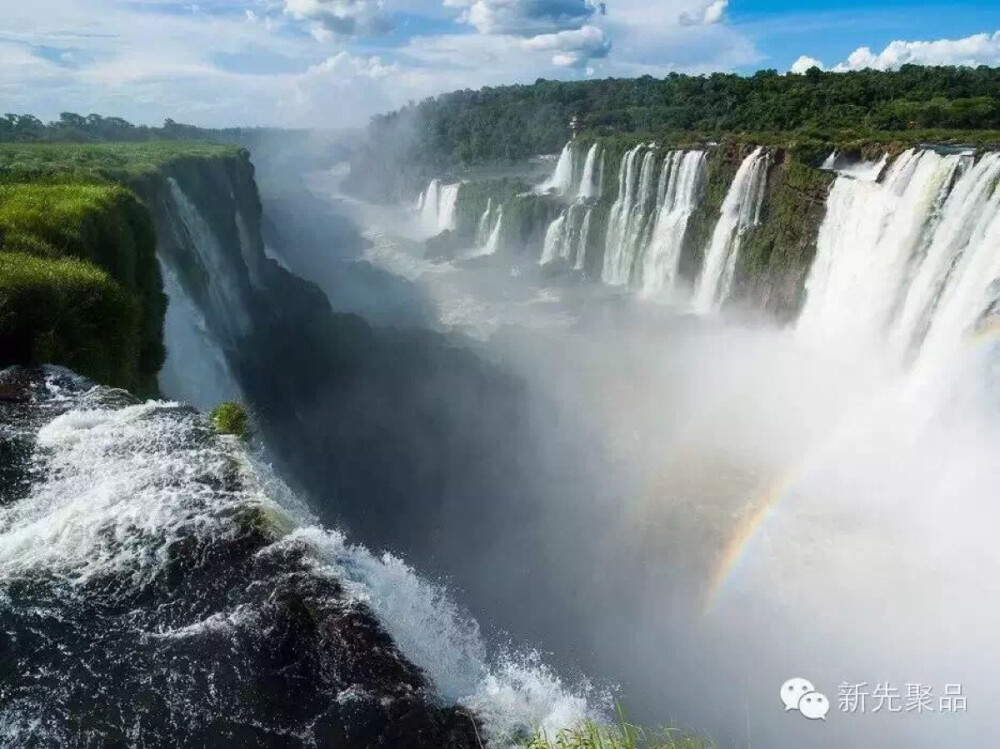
[799,147,1000,365]
[413,141,1000,360]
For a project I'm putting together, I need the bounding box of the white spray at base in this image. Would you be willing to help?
[693,147,770,313]
[798,147,1000,367]
[0,377,603,746]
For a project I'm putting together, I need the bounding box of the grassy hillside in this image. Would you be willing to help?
[0,142,235,392]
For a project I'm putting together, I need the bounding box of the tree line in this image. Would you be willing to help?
[362,65,1000,170]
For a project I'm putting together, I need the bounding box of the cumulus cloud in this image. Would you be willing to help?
[798,31,1000,73]
[679,0,727,27]
[444,0,609,66]
[283,0,393,37]
[522,24,610,67]
[790,55,824,74]
[445,0,600,36]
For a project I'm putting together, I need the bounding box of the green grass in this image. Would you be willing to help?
[210,401,250,440]
[0,141,240,184]
[0,181,165,391]
[524,714,716,749]
[0,252,140,387]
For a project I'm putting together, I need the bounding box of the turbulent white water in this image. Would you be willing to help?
[578,144,602,201]
[820,150,889,182]
[419,179,461,235]
[693,147,770,313]
[0,372,601,747]
[796,148,991,361]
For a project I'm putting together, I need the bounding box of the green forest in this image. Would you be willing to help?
[360,64,1000,173]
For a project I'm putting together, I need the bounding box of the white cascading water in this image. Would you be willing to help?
[476,198,495,246]
[639,150,706,295]
[158,260,242,411]
[542,142,576,196]
[602,145,650,285]
[483,206,504,256]
[418,179,461,234]
[574,209,592,270]
[540,213,568,266]
[578,144,602,201]
[890,152,1000,361]
[693,147,770,313]
[168,179,252,339]
[540,205,591,268]
[797,148,968,358]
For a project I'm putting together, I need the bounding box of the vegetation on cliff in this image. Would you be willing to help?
[0,141,236,392]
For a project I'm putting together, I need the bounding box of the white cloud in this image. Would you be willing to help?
[283,0,393,36]
[522,25,610,67]
[680,0,728,27]
[790,55,824,74]
[445,0,599,36]
[799,31,1000,73]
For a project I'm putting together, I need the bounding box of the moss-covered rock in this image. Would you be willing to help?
[732,154,834,321]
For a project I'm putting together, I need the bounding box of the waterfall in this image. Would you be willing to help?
[419,179,461,234]
[540,204,590,267]
[471,202,504,257]
[640,150,706,295]
[601,145,646,284]
[484,206,504,255]
[420,179,440,230]
[540,214,568,265]
[438,183,460,232]
[476,199,495,246]
[578,144,602,201]
[542,142,576,196]
[574,208,592,270]
[167,179,252,339]
[158,260,241,411]
[797,149,967,357]
[693,147,770,313]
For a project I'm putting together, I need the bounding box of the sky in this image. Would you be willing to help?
[3,0,1000,128]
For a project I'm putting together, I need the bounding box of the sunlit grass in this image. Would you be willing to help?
[524,711,717,749]
[0,141,239,183]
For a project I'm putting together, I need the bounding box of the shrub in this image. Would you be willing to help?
[210,401,250,440]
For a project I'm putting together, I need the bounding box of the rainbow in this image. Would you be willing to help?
[700,473,800,615]
[701,322,1000,615]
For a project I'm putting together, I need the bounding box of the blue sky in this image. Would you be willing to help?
[2,0,1000,128]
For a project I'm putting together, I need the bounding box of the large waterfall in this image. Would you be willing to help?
[473,199,504,257]
[693,147,770,313]
[798,147,1000,365]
